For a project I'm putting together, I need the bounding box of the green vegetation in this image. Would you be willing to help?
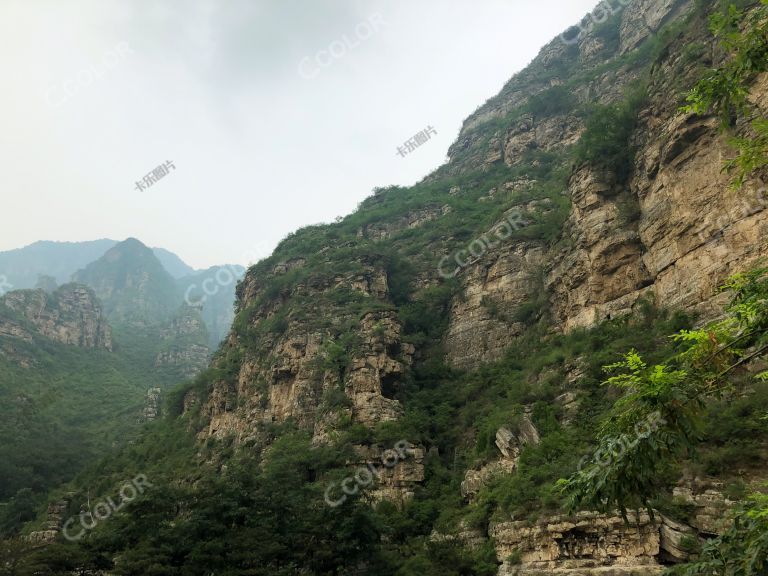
[72,238,182,324]
[11,280,739,575]
[0,326,188,537]
[4,2,768,574]
[574,83,648,183]
[561,268,768,570]
[562,269,768,511]
[669,491,768,575]
[0,279,207,538]
[684,0,768,186]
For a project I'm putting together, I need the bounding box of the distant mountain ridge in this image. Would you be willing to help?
[0,240,118,290]
[0,239,197,294]
[0,239,244,346]
[72,238,183,325]
[0,240,215,505]
[180,264,245,345]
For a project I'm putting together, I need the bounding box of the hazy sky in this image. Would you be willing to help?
[1,0,599,269]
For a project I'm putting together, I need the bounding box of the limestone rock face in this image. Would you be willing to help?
[443,220,546,370]
[27,497,71,543]
[0,284,112,350]
[658,515,698,563]
[352,442,426,507]
[546,165,654,331]
[547,94,768,333]
[461,459,518,501]
[620,0,692,54]
[461,417,540,500]
[175,1,763,565]
[154,306,210,379]
[142,387,162,422]
[442,15,768,368]
[196,258,413,449]
[672,479,736,535]
[444,0,691,177]
[155,346,210,375]
[482,481,734,574]
[346,312,412,428]
[491,511,663,576]
[496,419,541,460]
[430,520,487,551]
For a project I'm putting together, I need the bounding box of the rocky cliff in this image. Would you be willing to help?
[0,284,112,350]
[105,0,768,573]
[154,305,210,379]
[194,258,410,444]
[440,0,768,369]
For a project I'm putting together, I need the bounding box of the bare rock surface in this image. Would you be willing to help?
[0,284,112,350]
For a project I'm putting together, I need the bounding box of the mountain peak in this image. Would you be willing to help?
[73,239,181,324]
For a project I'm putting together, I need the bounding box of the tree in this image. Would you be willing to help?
[559,267,768,570]
[684,0,768,186]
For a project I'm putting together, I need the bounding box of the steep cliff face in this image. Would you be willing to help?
[154,305,210,379]
[544,79,768,334]
[165,1,767,573]
[492,511,664,576]
[186,0,766,459]
[195,258,410,444]
[440,0,768,369]
[0,284,112,350]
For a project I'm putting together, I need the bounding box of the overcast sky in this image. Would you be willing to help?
[1,0,599,269]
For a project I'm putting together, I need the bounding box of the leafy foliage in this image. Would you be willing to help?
[668,490,768,576]
[561,267,768,567]
[684,0,768,186]
[574,84,649,183]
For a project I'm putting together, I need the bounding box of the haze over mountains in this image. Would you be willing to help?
[0,237,245,509]
[0,238,244,346]
[0,240,193,289]
[1,0,767,573]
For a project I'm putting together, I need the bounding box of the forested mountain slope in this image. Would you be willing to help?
[5,1,768,574]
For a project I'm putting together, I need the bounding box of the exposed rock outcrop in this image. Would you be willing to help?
[197,259,412,447]
[352,442,426,506]
[671,479,736,535]
[442,3,768,369]
[0,284,112,350]
[462,417,541,500]
[658,515,699,564]
[142,387,162,422]
[26,497,71,544]
[492,511,663,575]
[154,306,210,379]
[169,2,765,570]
